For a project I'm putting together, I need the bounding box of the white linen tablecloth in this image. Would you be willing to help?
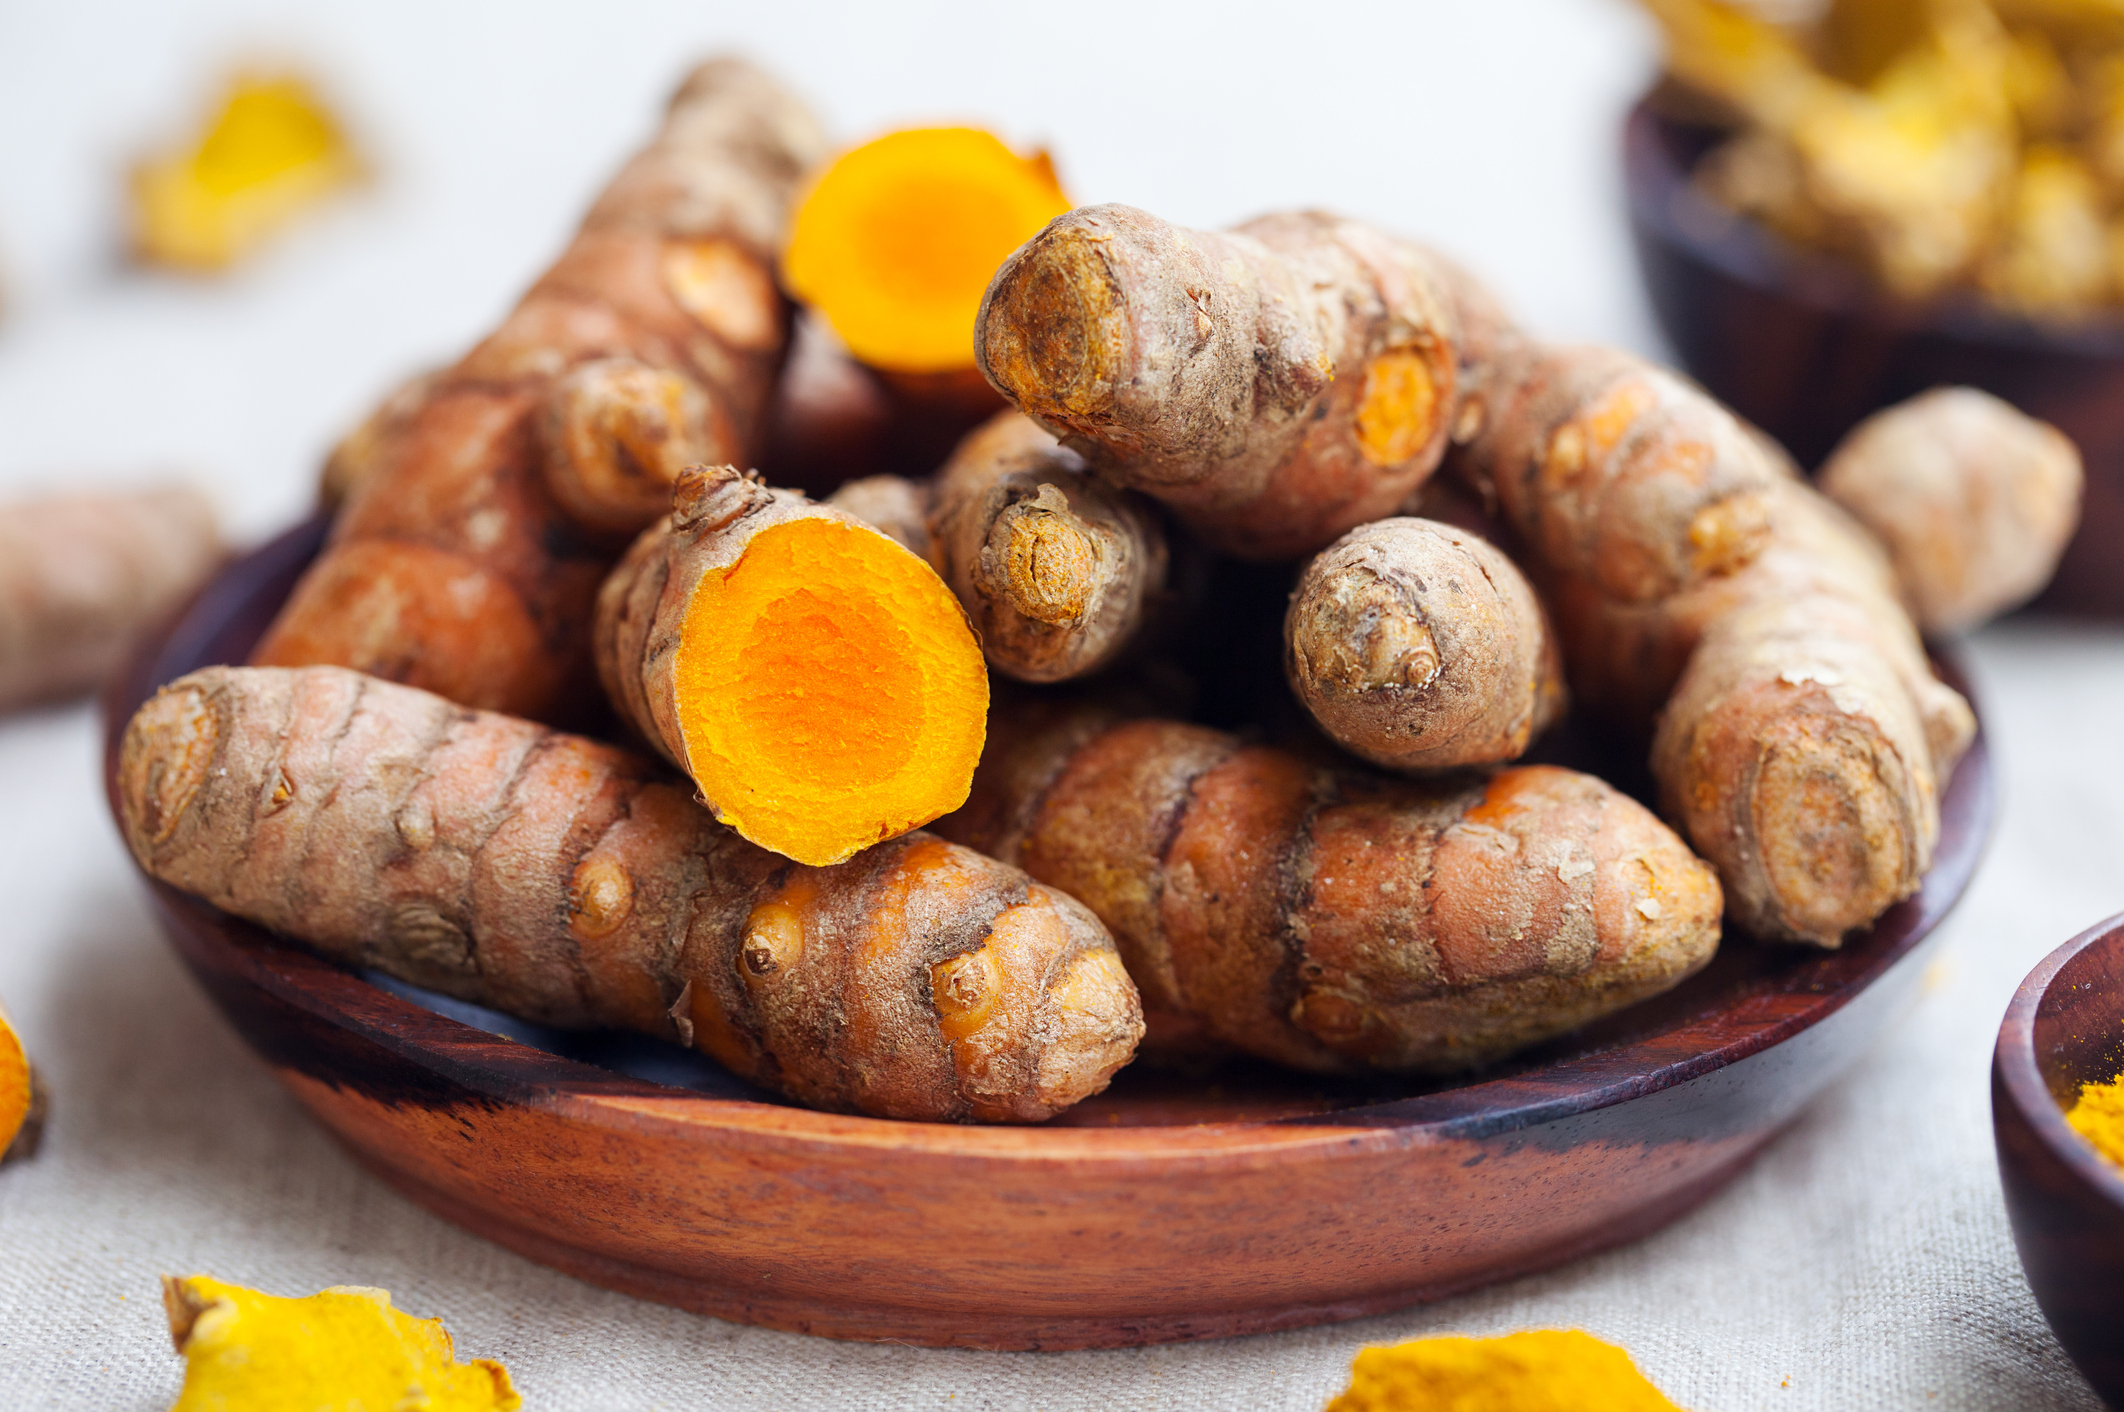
[2,3,2120,1406]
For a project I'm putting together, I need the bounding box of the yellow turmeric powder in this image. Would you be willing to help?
[1325,1330,1689,1412]
[2067,1072,2124,1171]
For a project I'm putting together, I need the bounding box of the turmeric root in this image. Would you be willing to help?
[975,204,1509,560]
[784,127,1072,375]
[1453,339,1975,944]
[130,72,364,273]
[825,473,933,557]
[0,486,222,713]
[1818,387,2082,633]
[254,58,825,721]
[938,696,1721,1074]
[1286,517,1564,772]
[120,666,1141,1122]
[163,1276,518,1412]
[318,367,443,511]
[596,465,988,865]
[0,999,40,1163]
[927,412,1171,683]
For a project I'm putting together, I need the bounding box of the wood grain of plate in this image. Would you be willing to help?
[102,517,1997,1350]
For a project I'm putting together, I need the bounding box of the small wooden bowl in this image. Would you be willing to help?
[1994,915,2124,1406]
[1624,97,2124,618]
[103,519,1997,1351]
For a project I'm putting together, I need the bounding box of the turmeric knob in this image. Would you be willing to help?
[1286,518,1564,772]
[540,357,725,539]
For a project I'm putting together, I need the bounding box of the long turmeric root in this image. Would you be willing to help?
[1286,517,1564,772]
[596,465,989,866]
[976,204,1508,560]
[119,666,1140,1123]
[253,59,825,721]
[1452,340,1974,944]
[1818,387,2082,634]
[927,412,1171,684]
[939,696,1721,1074]
[0,486,222,713]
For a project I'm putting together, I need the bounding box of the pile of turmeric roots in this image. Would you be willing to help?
[113,57,2083,1124]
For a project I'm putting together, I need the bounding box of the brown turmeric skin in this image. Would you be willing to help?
[254,59,826,721]
[1286,517,1564,772]
[119,666,1141,1123]
[596,465,988,866]
[940,697,1721,1074]
[928,412,1170,684]
[1452,339,1974,945]
[1818,386,2082,634]
[0,486,223,714]
[976,205,1502,561]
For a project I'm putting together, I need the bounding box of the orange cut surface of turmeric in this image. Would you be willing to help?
[163,1275,518,1412]
[671,517,988,865]
[783,127,1072,372]
[0,1001,28,1157]
[1326,1329,1689,1412]
[131,73,362,272]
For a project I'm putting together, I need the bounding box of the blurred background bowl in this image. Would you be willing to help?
[1624,95,2124,619]
[1993,912,2124,1407]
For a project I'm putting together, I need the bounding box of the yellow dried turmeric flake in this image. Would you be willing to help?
[131,72,364,273]
[162,1275,519,1412]
[1325,1330,1689,1412]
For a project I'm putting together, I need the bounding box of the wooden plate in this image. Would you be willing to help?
[1624,95,2124,619]
[102,518,1997,1351]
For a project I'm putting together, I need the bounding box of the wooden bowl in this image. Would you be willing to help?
[102,518,1997,1351]
[1993,914,2124,1406]
[1624,96,2124,618]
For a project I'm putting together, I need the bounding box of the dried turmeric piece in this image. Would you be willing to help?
[253,58,825,723]
[1326,1329,1688,1412]
[596,465,988,867]
[162,1276,518,1412]
[977,205,1509,560]
[130,72,364,273]
[1286,517,1564,772]
[0,999,37,1163]
[121,665,1136,1121]
[784,127,1072,374]
[941,696,1720,1074]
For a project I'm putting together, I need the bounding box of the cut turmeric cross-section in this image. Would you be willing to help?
[599,466,988,866]
[783,127,1072,373]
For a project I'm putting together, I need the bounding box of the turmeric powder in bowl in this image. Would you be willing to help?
[2067,1075,2124,1170]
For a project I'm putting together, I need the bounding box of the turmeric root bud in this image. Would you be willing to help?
[928,412,1170,683]
[596,465,988,866]
[1818,387,2082,634]
[1287,517,1565,772]
[120,666,1139,1122]
[541,357,726,539]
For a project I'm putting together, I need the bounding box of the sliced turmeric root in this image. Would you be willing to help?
[0,1001,32,1160]
[783,127,1072,374]
[598,465,988,866]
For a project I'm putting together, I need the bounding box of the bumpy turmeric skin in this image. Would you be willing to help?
[254,59,825,724]
[119,664,1135,1122]
[163,1276,518,1412]
[1286,516,1565,772]
[597,465,989,867]
[1818,386,2082,634]
[976,204,1502,560]
[941,701,1721,1075]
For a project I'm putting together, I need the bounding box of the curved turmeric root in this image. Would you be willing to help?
[1818,387,2082,634]
[119,666,1140,1123]
[940,697,1721,1074]
[784,127,1072,375]
[164,1276,519,1412]
[1286,517,1564,772]
[597,465,988,866]
[928,412,1170,684]
[1453,340,1974,944]
[0,486,223,713]
[976,204,1506,560]
[254,58,825,721]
